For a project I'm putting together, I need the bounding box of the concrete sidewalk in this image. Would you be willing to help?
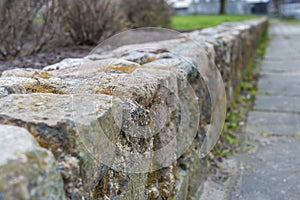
[228,20,300,200]
[200,20,300,200]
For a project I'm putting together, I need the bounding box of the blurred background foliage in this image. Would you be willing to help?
[0,0,172,60]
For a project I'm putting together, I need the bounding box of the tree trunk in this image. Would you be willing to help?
[273,0,285,16]
[219,0,226,14]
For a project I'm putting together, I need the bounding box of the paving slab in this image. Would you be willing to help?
[247,111,300,136]
[228,138,300,200]
[270,21,300,35]
[264,35,300,60]
[258,74,300,96]
[261,60,300,74]
[255,95,300,113]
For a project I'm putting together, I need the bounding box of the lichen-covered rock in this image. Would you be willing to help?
[0,77,37,98]
[43,58,83,71]
[0,93,119,199]
[0,125,66,200]
[0,55,205,199]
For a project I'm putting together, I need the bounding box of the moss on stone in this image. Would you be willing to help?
[25,84,64,94]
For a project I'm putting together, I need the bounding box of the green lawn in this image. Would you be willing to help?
[171,15,261,30]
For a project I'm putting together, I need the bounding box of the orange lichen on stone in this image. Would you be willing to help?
[25,85,63,94]
[95,90,113,96]
[105,65,137,74]
[39,72,52,79]
[33,71,52,79]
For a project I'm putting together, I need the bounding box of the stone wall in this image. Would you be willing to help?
[0,18,268,199]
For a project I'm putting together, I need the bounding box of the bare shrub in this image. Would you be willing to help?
[0,0,41,59]
[58,0,124,45]
[122,0,172,28]
[30,0,64,54]
[0,0,63,60]
[0,0,171,60]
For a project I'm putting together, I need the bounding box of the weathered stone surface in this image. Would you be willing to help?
[0,93,120,199]
[0,17,268,199]
[0,59,203,199]
[0,77,37,98]
[43,58,83,71]
[0,125,66,199]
